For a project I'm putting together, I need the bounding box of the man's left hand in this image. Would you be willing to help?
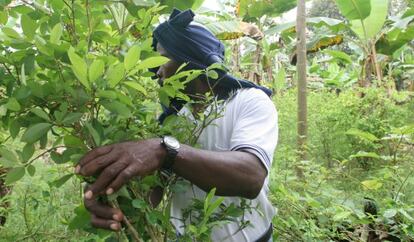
[75,138,166,199]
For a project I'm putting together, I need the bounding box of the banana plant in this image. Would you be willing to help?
[334,0,388,87]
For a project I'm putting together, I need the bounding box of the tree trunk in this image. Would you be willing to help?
[231,39,241,75]
[248,41,263,85]
[296,0,307,177]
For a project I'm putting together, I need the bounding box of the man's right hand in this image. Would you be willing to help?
[84,195,124,231]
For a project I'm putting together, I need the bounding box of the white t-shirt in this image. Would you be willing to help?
[171,88,278,241]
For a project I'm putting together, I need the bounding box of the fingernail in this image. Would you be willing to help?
[110,223,119,231]
[113,214,121,221]
[106,188,114,195]
[84,190,93,199]
[74,165,80,174]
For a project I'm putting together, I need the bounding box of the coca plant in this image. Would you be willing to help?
[0,1,248,240]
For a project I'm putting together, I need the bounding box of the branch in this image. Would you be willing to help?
[110,201,144,242]
[26,146,66,165]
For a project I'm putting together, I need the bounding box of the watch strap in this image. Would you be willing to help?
[161,136,179,169]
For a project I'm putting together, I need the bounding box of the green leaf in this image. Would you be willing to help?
[22,143,35,162]
[40,134,48,149]
[68,205,91,230]
[34,35,53,56]
[2,27,21,39]
[97,90,118,99]
[238,0,296,19]
[6,97,21,111]
[5,167,26,185]
[349,0,388,41]
[101,101,131,118]
[31,108,50,121]
[0,158,14,168]
[21,15,36,39]
[333,211,352,221]
[62,113,83,125]
[9,120,21,138]
[64,135,84,147]
[50,23,63,44]
[0,148,18,163]
[350,151,381,159]
[345,128,379,142]
[206,197,225,217]
[89,59,105,83]
[383,209,397,218]
[51,174,74,188]
[124,45,141,71]
[124,81,147,95]
[132,199,147,209]
[0,11,8,25]
[204,187,216,213]
[324,50,353,64]
[27,164,36,176]
[335,0,371,20]
[398,209,414,222]
[361,179,383,190]
[107,63,125,88]
[136,56,169,70]
[207,70,218,79]
[85,123,101,146]
[21,123,52,144]
[68,47,89,89]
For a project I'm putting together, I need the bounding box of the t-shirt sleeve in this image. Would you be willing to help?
[229,89,278,173]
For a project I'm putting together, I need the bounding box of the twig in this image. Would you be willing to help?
[71,0,77,44]
[110,201,143,242]
[26,146,65,165]
[394,169,413,202]
[2,63,20,85]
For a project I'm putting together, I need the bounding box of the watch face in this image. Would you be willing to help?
[164,136,180,149]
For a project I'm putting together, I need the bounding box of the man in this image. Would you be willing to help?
[75,9,278,241]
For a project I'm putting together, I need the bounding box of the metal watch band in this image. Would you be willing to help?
[161,136,180,169]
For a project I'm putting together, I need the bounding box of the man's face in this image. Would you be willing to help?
[156,43,181,87]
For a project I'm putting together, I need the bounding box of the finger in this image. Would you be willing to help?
[84,161,128,199]
[80,151,117,176]
[77,145,113,169]
[105,165,137,195]
[91,214,121,231]
[84,198,124,221]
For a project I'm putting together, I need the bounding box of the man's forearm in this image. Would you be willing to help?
[170,144,267,199]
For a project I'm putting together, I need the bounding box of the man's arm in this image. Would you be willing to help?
[77,139,266,199]
[173,144,266,199]
[76,138,266,230]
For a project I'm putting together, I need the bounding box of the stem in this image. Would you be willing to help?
[110,201,143,242]
[26,146,66,165]
[370,40,382,83]
[22,188,32,235]
[71,0,77,44]
[2,63,20,85]
[21,0,51,15]
[394,169,414,202]
[85,0,92,51]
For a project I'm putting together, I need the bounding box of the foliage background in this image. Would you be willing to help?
[0,0,413,241]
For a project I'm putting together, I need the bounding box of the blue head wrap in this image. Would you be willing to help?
[152,9,272,123]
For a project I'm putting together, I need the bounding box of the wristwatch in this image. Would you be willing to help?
[161,136,180,169]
